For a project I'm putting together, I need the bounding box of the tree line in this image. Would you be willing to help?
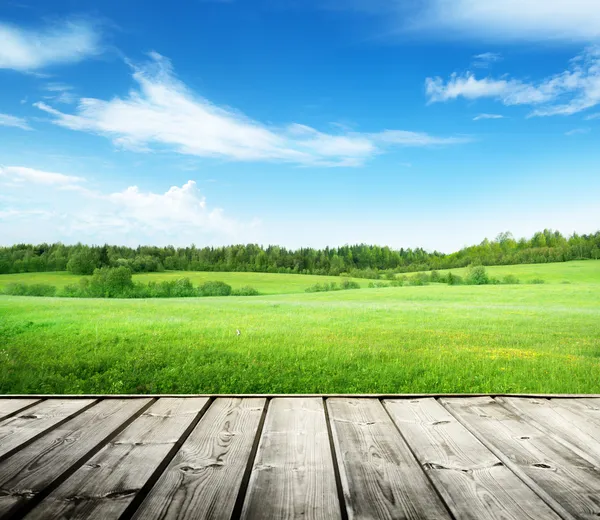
[1,229,599,278]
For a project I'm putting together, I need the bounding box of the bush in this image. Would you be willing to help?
[447,273,463,285]
[529,278,546,284]
[3,283,56,296]
[89,266,134,297]
[407,273,430,286]
[368,281,390,288]
[198,281,232,296]
[502,275,521,285]
[430,270,441,283]
[465,265,489,285]
[305,282,338,293]
[232,286,260,296]
[340,278,360,290]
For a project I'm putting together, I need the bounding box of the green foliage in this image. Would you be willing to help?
[447,273,463,285]
[2,283,56,297]
[340,278,361,290]
[1,228,600,276]
[430,270,441,283]
[502,275,521,285]
[529,278,546,284]
[465,265,489,285]
[198,281,233,297]
[231,286,260,296]
[407,273,430,286]
[67,250,97,275]
[305,282,338,293]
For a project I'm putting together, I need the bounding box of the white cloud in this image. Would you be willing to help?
[426,47,600,117]
[586,112,600,120]
[565,128,590,136]
[0,113,31,130]
[0,165,84,186]
[416,0,600,42]
[42,82,76,104]
[35,52,469,167]
[0,168,257,246]
[472,52,502,68]
[0,19,101,72]
[473,113,505,121]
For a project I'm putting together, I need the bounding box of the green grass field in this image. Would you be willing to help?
[0,270,369,294]
[1,260,599,395]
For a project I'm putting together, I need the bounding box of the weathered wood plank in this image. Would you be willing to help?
[0,399,96,459]
[554,398,600,426]
[24,398,210,520]
[131,397,265,520]
[0,399,41,421]
[385,398,562,520]
[328,398,452,520]
[441,396,600,520]
[240,397,341,520]
[0,398,151,517]
[497,397,600,466]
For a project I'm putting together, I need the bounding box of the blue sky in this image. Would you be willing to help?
[1,0,599,252]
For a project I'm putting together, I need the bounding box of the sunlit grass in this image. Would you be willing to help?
[1,280,599,394]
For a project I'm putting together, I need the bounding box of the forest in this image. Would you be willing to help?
[1,229,599,278]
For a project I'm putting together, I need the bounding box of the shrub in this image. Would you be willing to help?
[232,286,260,296]
[447,273,463,285]
[368,281,390,288]
[529,278,546,284]
[305,282,338,293]
[340,279,360,290]
[465,265,489,285]
[502,275,521,285]
[198,281,232,297]
[89,266,134,297]
[430,270,441,283]
[3,283,56,296]
[408,273,430,286]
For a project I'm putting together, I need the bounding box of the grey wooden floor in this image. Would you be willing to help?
[0,395,599,519]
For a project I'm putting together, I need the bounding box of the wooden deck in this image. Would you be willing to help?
[0,396,599,519]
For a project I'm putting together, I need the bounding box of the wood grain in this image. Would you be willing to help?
[0,398,151,517]
[0,399,41,421]
[497,397,600,466]
[328,398,452,520]
[441,396,600,520]
[23,398,209,520]
[131,397,265,520]
[385,398,562,520]
[0,399,95,458]
[240,397,341,520]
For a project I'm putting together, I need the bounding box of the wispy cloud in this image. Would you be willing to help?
[0,19,102,72]
[34,53,469,167]
[0,165,84,186]
[472,52,502,68]
[426,47,600,117]
[586,112,600,120]
[0,167,256,245]
[473,113,505,121]
[415,0,600,42]
[565,128,590,136]
[0,113,31,130]
[42,82,76,104]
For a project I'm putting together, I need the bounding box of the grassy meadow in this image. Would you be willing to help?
[0,270,369,295]
[0,260,599,394]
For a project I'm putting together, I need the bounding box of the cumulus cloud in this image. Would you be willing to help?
[0,113,31,130]
[426,47,600,117]
[34,52,469,167]
[0,167,256,246]
[0,19,102,72]
[473,114,505,121]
